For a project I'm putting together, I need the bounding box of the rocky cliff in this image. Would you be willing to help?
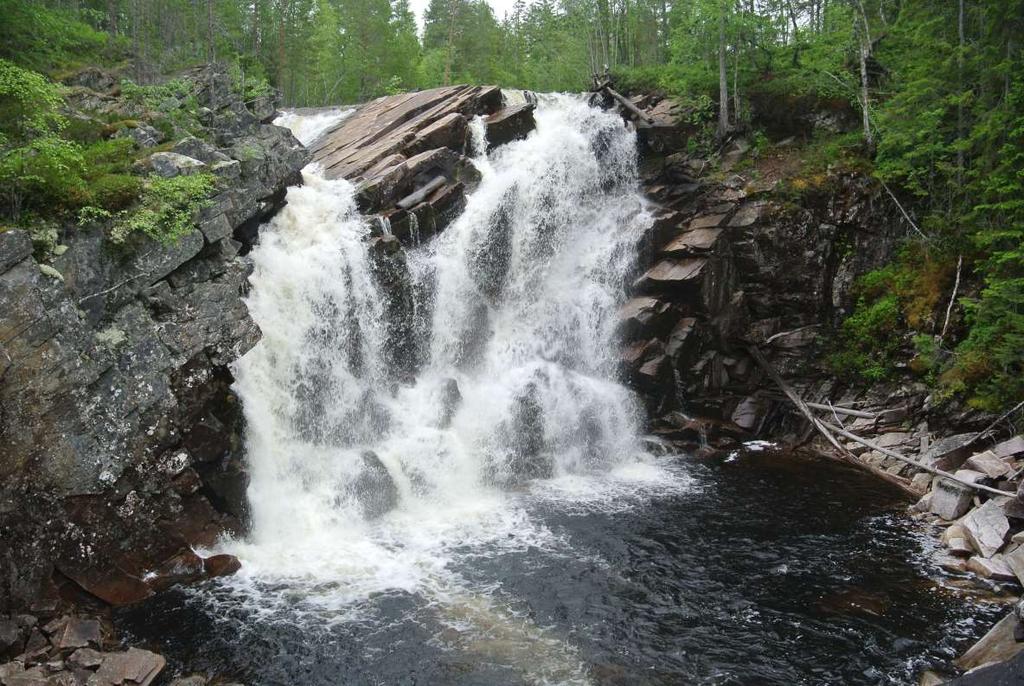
[0,65,307,611]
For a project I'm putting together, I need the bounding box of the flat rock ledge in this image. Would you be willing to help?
[309,85,535,244]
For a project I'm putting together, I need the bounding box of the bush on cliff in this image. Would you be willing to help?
[111,172,217,245]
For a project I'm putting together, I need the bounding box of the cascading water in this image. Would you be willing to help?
[225,96,675,594]
[117,97,1000,686]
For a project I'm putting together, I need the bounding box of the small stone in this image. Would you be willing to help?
[942,523,967,545]
[966,450,1011,479]
[55,618,101,651]
[68,647,104,669]
[169,677,208,686]
[948,537,973,557]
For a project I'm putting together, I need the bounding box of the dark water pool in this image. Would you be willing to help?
[117,451,1002,685]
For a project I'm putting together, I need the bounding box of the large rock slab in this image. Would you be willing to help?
[962,498,1012,558]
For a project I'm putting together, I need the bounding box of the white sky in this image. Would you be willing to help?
[409,0,524,32]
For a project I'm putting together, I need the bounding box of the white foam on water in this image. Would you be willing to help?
[274,107,354,146]
[215,95,691,680]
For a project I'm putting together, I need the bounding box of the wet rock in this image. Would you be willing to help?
[505,381,551,483]
[633,258,708,293]
[962,498,1011,558]
[353,452,400,519]
[967,555,1017,582]
[203,554,241,578]
[616,296,675,340]
[89,648,165,686]
[661,228,723,256]
[55,564,153,606]
[957,611,1023,671]
[484,104,536,150]
[731,395,766,432]
[438,378,462,428]
[148,152,207,178]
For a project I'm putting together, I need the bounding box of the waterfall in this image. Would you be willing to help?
[220,95,679,620]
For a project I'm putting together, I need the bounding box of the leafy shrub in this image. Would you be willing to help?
[111,173,217,244]
[0,136,85,218]
[88,173,142,211]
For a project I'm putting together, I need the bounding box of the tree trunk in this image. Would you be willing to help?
[956,0,965,183]
[717,1,729,139]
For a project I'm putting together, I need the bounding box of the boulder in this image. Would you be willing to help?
[929,478,975,521]
[688,214,727,230]
[992,436,1024,459]
[633,258,708,293]
[731,395,767,432]
[661,228,724,256]
[68,647,105,669]
[962,498,1011,558]
[148,152,207,178]
[203,554,241,578]
[921,433,977,471]
[53,618,101,650]
[728,201,767,227]
[1003,544,1024,586]
[966,450,1011,479]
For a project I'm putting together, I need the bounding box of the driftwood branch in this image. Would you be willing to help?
[967,400,1024,449]
[939,254,963,342]
[819,419,1014,498]
[804,401,876,419]
[763,323,820,346]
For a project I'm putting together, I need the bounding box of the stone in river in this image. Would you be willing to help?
[353,451,400,519]
[962,498,1011,558]
[957,611,1023,671]
[967,554,1018,582]
[203,554,242,578]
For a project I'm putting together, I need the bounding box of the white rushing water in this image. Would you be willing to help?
[215,96,687,679]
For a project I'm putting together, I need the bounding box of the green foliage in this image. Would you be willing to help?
[0,0,114,74]
[0,136,85,219]
[111,173,217,244]
[828,248,958,383]
[0,59,67,139]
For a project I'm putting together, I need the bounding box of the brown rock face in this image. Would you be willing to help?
[308,85,535,244]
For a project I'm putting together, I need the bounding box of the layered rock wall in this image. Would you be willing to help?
[0,66,307,610]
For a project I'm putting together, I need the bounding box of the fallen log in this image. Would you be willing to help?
[600,85,656,125]
[819,419,1016,498]
[804,402,876,419]
[396,175,448,211]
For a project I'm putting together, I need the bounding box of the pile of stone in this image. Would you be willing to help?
[907,435,1024,584]
[0,614,165,686]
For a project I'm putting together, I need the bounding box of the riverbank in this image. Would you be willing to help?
[610,89,1024,682]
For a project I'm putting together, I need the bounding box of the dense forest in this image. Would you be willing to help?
[0,0,1022,411]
